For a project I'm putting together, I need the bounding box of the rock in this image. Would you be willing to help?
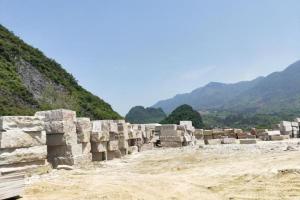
[35,109,76,122]
[57,165,74,170]
[47,144,82,158]
[0,116,44,132]
[76,118,91,143]
[91,142,107,152]
[0,130,46,149]
[107,141,119,151]
[44,121,76,134]
[82,142,91,154]
[90,131,109,142]
[46,133,77,146]
[128,146,139,154]
[240,139,257,144]
[0,146,47,166]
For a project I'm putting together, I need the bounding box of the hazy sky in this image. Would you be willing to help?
[1,0,300,115]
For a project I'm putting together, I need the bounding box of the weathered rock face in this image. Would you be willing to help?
[0,130,46,149]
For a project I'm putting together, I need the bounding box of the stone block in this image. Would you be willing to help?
[128,146,139,154]
[107,141,119,151]
[92,152,107,161]
[0,116,44,132]
[160,125,177,131]
[91,131,109,142]
[204,139,221,145]
[49,154,91,168]
[91,121,109,133]
[240,139,257,144]
[0,130,46,149]
[35,109,76,122]
[46,133,77,146]
[221,138,236,144]
[82,142,91,154]
[76,118,91,143]
[0,145,47,166]
[118,138,128,149]
[107,150,122,160]
[160,141,182,148]
[47,144,82,158]
[270,135,284,141]
[91,142,107,152]
[44,121,76,134]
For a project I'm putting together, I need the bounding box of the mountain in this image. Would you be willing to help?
[125,106,166,124]
[153,60,300,129]
[160,104,204,129]
[153,60,300,115]
[0,24,121,119]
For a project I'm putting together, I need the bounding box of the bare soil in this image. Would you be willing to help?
[23,139,300,200]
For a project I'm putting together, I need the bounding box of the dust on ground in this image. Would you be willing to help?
[23,139,300,200]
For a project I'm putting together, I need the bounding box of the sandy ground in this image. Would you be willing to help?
[23,139,300,200]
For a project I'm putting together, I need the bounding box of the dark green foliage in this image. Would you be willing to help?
[125,106,166,123]
[0,24,121,119]
[160,104,204,128]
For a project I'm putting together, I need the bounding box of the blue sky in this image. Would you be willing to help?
[1,0,300,115]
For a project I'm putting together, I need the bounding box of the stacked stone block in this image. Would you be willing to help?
[35,109,84,168]
[91,120,109,161]
[0,116,48,174]
[159,125,184,148]
[75,118,92,161]
[117,122,129,155]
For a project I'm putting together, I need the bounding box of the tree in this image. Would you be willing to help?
[160,104,204,128]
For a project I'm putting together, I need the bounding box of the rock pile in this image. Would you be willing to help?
[0,116,48,175]
[35,109,87,168]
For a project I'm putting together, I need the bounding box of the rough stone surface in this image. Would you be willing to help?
[35,109,76,122]
[0,146,47,166]
[44,121,76,134]
[76,118,91,143]
[0,116,44,132]
[82,142,91,154]
[0,130,46,149]
[46,133,77,146]
[91,131,109,142]
[91,142,107,153]
[107,141,119,151]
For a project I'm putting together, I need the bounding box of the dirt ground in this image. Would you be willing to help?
[23,139,300,200]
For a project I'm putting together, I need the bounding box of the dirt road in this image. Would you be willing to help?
[23,139,300,200]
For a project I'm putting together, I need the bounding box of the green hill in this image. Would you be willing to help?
[160,104,204,128]
[0,24,121,119]
[125,106,166,124]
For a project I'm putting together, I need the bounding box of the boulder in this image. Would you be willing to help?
[0,130,46,149]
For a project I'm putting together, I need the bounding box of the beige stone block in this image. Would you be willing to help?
[0,146,47,166]
[107,141,119,151]
[0,116,44,132]
[46,133,77,146]
[0,130,46,149]
[91,142,107,152]
[44,121,76,134]
[35,109,76,122]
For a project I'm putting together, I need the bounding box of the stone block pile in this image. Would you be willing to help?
[75,118,92,161]
[280,121,299,138]
[35,109,87,168]
[0,116,48,175]
[91,120,110,161]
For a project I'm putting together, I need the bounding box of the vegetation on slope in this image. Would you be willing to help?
[0,24,121,119]
[160,104,204,128]
[125,106,166,124]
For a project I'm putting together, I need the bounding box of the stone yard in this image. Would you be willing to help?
[23,139,300,200]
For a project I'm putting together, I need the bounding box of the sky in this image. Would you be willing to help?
[1,0,300,115]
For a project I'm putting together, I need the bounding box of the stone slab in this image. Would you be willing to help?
[0,146,47,166]
[240,139,257,144]
[0,116,44,132]
[0,130,46,149]
[35,109,76,122]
